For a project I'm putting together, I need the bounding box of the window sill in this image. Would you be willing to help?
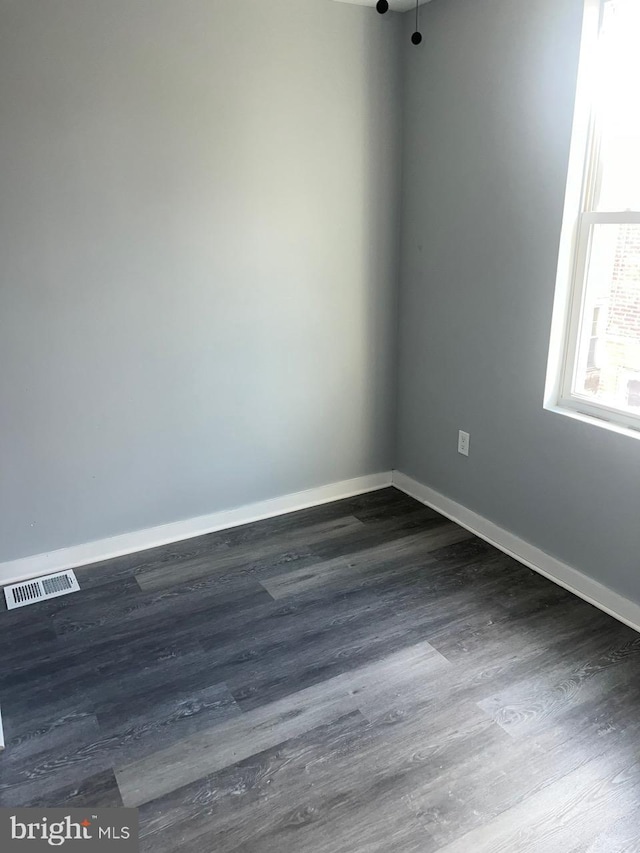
[544,402,640,442]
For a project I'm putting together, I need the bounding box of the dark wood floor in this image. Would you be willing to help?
[1,487,640,851]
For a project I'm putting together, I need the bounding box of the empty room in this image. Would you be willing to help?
[1,0,639,850]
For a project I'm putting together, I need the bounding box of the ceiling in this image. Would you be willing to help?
[331,0,431,13]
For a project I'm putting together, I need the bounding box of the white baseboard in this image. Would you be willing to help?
[0,472,393,589]
[392,470,640,634]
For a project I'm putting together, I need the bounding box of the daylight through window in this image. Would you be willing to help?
[556,0,640,430]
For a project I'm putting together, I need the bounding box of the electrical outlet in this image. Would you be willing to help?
[458,430,470,457]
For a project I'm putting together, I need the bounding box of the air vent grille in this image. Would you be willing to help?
[4,570,80,610]
[42,574,73,595]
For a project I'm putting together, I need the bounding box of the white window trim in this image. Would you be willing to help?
[544,0,640,439]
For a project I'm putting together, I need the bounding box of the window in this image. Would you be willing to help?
[548,0,640,433]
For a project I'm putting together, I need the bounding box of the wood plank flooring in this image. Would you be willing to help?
[1,487,639,851]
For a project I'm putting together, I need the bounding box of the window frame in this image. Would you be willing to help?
[559,210,640,431]
[546,0,640,436]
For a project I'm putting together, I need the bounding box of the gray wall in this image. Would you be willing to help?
[0,0,402,561]
[397,0,640,602]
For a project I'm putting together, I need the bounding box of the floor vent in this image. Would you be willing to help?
[4,570,80,610]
